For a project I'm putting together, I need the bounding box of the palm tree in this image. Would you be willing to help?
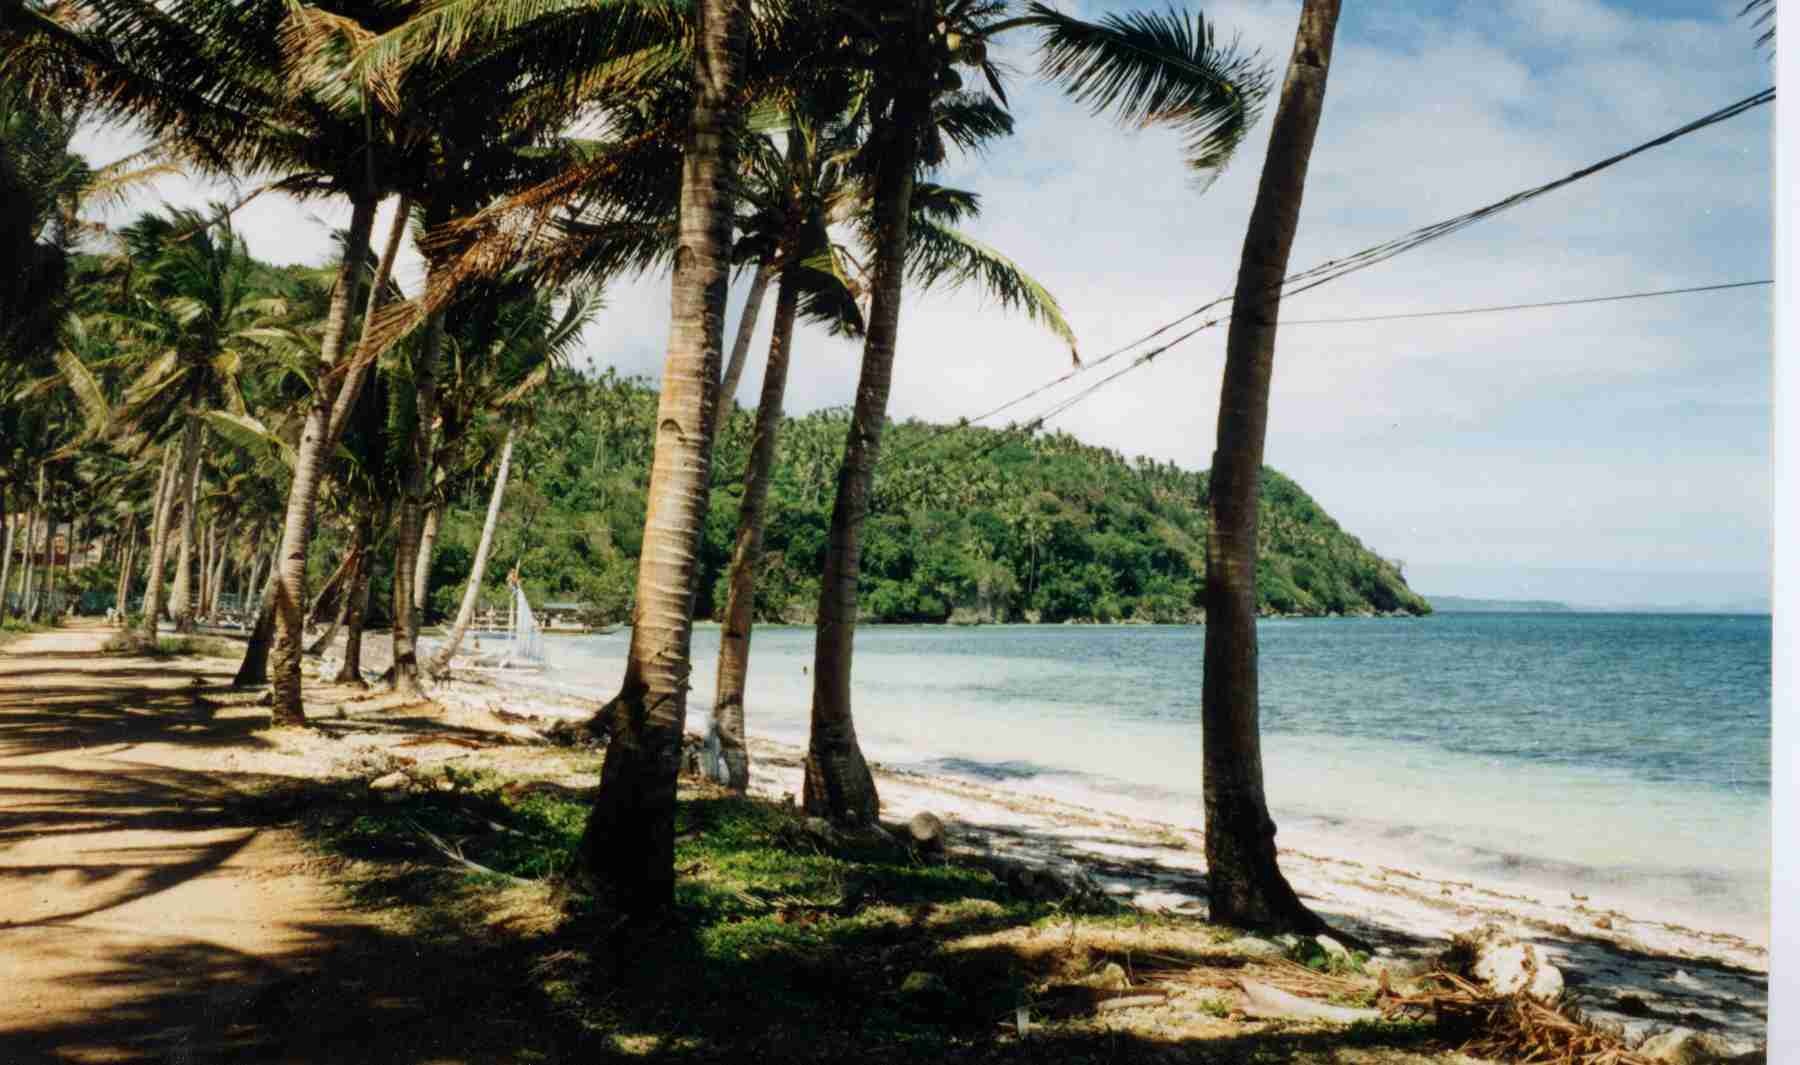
[102,207,280,644]
[706,100,1077,794]
[803,0,1270,824]
[575,0,751,914]
[1196,0,1341,932]
[423,285,596,673]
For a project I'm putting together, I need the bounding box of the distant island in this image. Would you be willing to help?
[1425,596,1574,613]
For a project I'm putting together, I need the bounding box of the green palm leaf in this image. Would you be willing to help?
[905,220,1077,358]
[1022,2,1272,182]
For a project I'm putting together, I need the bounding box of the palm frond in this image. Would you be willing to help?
[54,346,113,437]
[906,219,1077,357]
[203,409,296,469]
[1024,2,1272,182]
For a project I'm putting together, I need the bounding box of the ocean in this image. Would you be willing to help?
[511,613,1772,942]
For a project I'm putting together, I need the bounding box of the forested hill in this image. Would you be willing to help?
[428,370,1432,625]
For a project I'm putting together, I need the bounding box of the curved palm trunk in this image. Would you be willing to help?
[304,547,357,631]
[268,192,378,725]
[206,519,231,618]
[389,309,444,700]
[140,424,195,644]
[308,523,366,656]
[171,418,204,633]
[706,263,800,793]
[413,501,440,617]
[718,261,775,406]
[326,195,412,446]
[1202,0,1341,934]
[235,572,278,687]
[579,0,746,915]
[804,93,928,826]
[427,426,515,675]
[114,517,137,622]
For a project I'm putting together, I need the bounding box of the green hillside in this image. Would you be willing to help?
[426,370,1431,625]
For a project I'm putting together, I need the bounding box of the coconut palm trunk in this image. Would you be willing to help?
[804,92,929,827]
[42,516,59,620]
[11,508,33,618]
[718,262,775,405]
[1201,0,1341,933]
[205,519,231,618]
[236,572,279,687]
[413,501,440,617]
[334,515,375,687]
[577,0,747,914]
[389,309,444,700]
[1,497,15,618]
[308,523,366,656]
[140,423,195,644]
[171,418,204,633]
[706,257,801,793]
[114,516,137,621]
[23,466,45,621]
[427,426,515,675]
[268,192,378,724]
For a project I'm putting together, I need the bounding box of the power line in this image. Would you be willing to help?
[1279,279,1771,326]
[889,87,1772,464]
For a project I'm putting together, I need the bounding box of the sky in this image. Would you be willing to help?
[70,0,1777,610]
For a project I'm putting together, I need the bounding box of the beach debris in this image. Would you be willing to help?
[1225,935,1289,960]
[1315,934,1351,961]
[907,811,948,854]
[1083,962,1129,991]
[1399,970,1673,1065]
[1364,955,1432,982]
[1472,939,1565,1002]
[985,857,1103,906]
[1449,925,1565,1002]
[1239,978,1382,1024]
[1095,994,1167,1013]
[369,771,411,801]
[1636,1026,1745,1064]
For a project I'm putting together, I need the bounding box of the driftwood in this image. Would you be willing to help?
[409,819,534,888]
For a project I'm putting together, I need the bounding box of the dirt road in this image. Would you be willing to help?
[0,623,363,1064]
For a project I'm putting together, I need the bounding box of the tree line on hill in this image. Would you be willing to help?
[428,369,1431,628]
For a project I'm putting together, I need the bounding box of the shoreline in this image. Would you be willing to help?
[397,656,1769,1051]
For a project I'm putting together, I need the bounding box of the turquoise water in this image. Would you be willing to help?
[522,613,1772,939]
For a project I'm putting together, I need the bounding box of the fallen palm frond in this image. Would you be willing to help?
[1395,971,1658,1065]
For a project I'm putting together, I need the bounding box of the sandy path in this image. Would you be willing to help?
[0,624,365,1064]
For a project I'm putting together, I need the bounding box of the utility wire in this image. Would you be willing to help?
[1279,279,1771,326]
[885,87,1773,466]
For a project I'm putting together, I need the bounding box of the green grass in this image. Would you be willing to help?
[277,776,1451,1063]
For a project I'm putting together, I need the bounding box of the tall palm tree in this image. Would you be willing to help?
[576,0,751,914]
[1198,0,1342,933]
[426,285,597,674]
[706,101,1077,794]
[104,207,280,644]
[803,0,1270,824]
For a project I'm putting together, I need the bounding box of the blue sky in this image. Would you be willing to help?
[73,0,1776,609]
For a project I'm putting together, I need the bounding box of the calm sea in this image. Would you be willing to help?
[515,613,1772,940]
